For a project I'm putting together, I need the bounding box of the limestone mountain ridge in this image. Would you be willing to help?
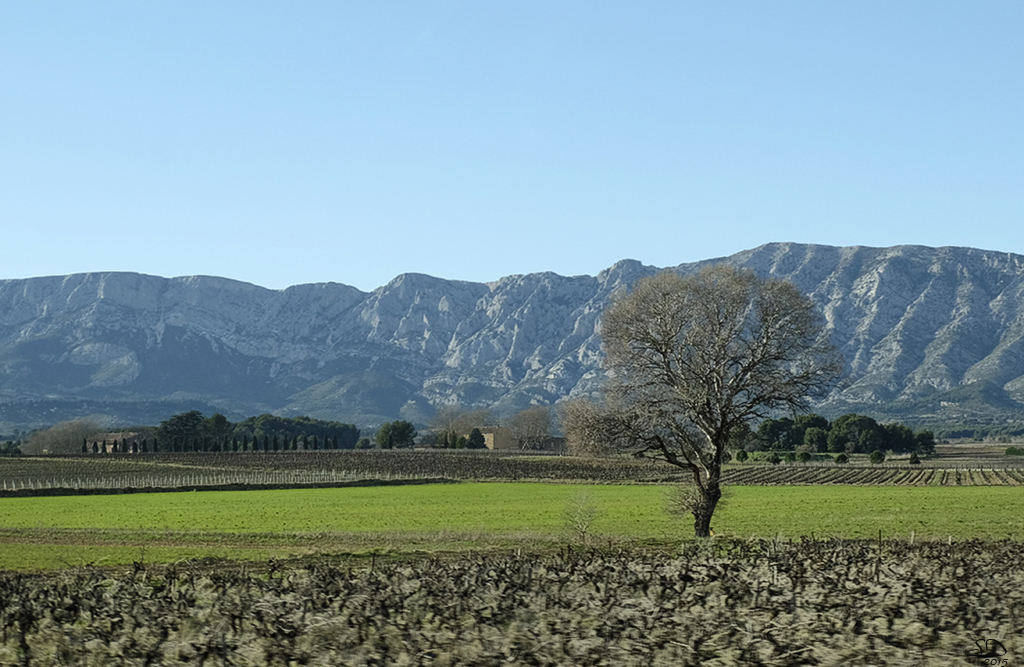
[2,243,1024,431]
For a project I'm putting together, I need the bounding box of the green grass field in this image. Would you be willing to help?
[2,482,1023,569]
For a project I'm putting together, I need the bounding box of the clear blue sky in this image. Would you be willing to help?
[2,2,1022,292]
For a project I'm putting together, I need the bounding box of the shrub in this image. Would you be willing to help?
[797,451,811,463]
[835,453,849,464]
[1006,446,1024,456]
[782,452,796,463]
[768,452,781,465]
[734,450,748,463]
[869,449,886,464]
[909,451,921,465]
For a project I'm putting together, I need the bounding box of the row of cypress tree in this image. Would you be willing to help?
[83,433,346,454]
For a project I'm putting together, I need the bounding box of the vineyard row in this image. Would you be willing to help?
[722,465,1024,486]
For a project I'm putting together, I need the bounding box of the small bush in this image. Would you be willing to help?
[782,452,796,463]
[835,453,849,464]
[909,451,921,465]
[768,452,781,465]
[734,450,748,463]
[1007,446,1024,456]
[563,490,601,544]
[797,451,811,463]
[869,449,886,464]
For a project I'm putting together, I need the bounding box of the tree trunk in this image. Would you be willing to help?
[692,482,722,538]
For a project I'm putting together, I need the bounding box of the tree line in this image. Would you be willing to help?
[753,413,935,456]
[1,440,22,457]
[71,411,362,454]
[19,401,562,456]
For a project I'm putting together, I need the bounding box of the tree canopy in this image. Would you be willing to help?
[156,411,206,449]
[23,418,104,455]
[753,413,933,456]
[506,405,554,451]
[467,428,487,449]
[151,411,360,452]
[230,414,359,448]
[375,420,418,449]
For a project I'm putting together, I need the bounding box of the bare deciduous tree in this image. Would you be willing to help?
[559,399,612,457]
[563,490,601,544]
[24,418,104,455]
[573,266,842,537]
[506,405,554,451]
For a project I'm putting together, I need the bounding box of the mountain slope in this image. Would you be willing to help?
[2,243,1024,431]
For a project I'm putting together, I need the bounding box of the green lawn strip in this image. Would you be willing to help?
[2,483,1023,570]
[716,485,1024,540]
[0,482,679,535]
[3,483,1022,539]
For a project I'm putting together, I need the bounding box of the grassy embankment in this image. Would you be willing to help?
[2,482,1023,569]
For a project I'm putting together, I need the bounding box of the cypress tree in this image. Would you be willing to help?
[312,435,319,450]
[92,442,99,454]
[242,434,249,452]
[263,435,269,452]
[333,434,339,450]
